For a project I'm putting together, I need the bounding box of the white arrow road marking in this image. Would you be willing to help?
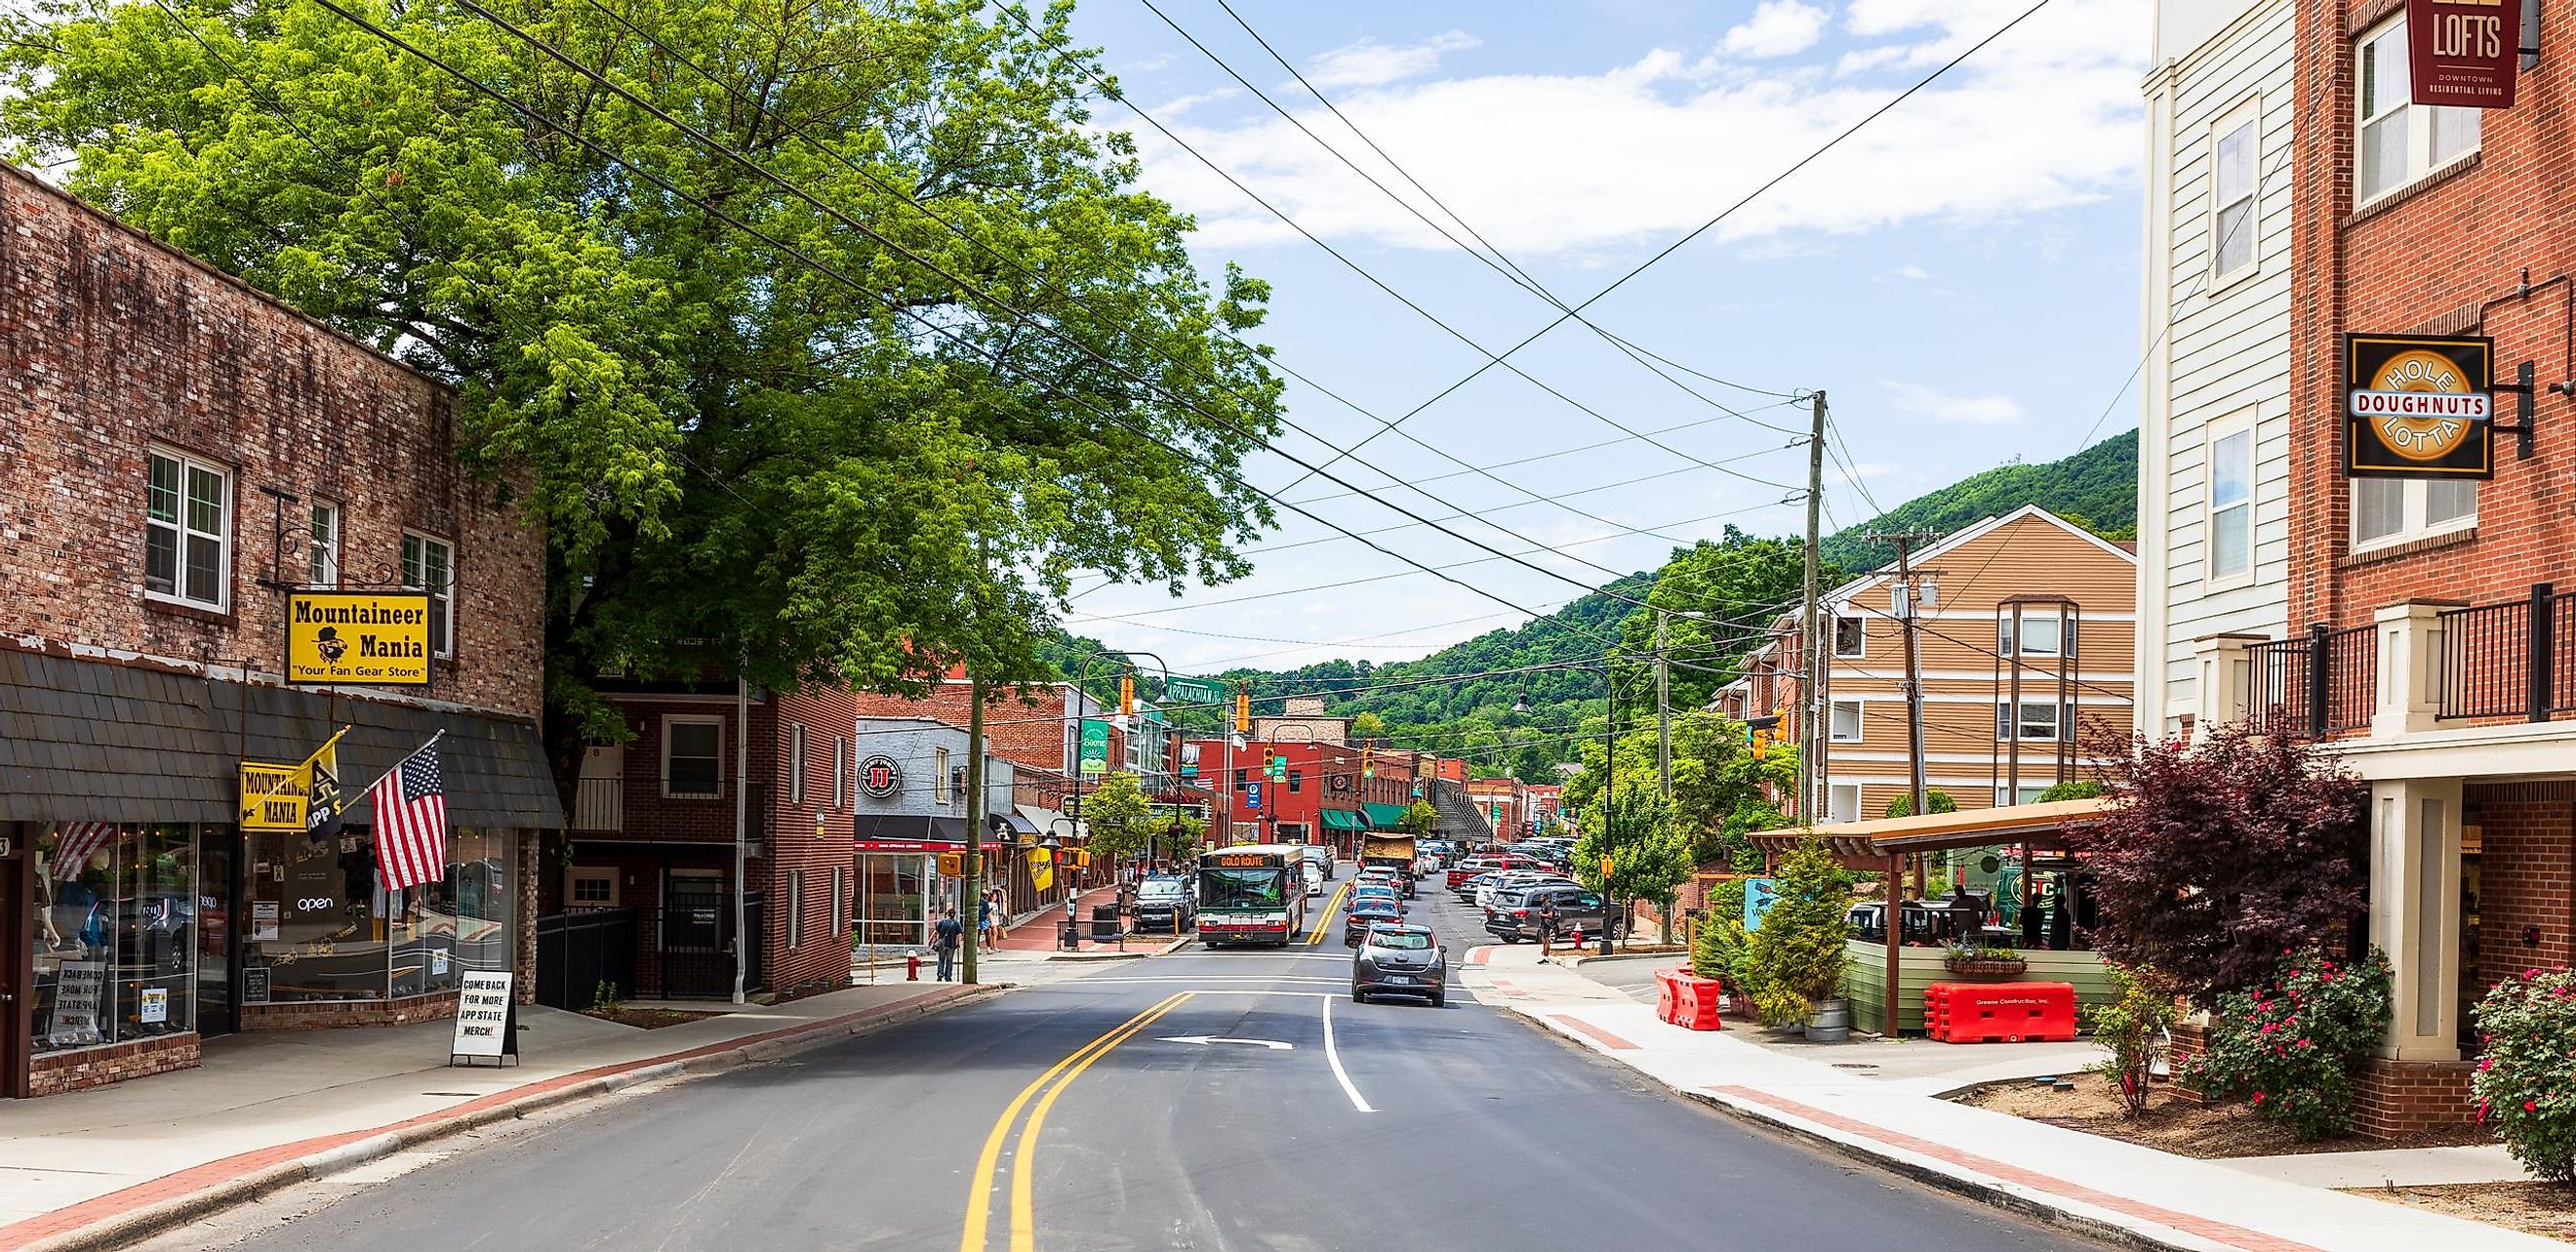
[1156,1035,1294,1050]
[1322,994,1376,1113]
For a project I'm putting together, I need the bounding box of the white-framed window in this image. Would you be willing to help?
[662,715,724,798]
[788,723,807,806]
[1998,614,2070,658]
[2207,418,2255,581]
[2355,478,2477,549]
[1996,785,2053,806]
[2357,18,2480,204]
[566,867,619,908]
[1994,701,2069,742]
[2210,109,2258,277]
[400,532,456,658]
[935,747,952,804]
[307,499,341,587]
[786,870,805,949]
[144,447,230,610]
[1832,615,1866,658]
[833,736,848,808]
[1829,783,1862,824]
[831,867,847,939]
[1829,699,1864,743]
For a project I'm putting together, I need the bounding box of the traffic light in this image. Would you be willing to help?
[1234,686,1250,733]
[1361,746,1374,778]
[1119,671,1136,717]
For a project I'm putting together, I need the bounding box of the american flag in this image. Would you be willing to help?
[50,822,116,879]
[368,738,450,891]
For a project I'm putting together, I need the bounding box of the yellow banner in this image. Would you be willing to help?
[1029,851,1055,894]
[238,763,308,831]
[286,591,433,686]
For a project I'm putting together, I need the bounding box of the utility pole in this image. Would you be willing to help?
[1866,530,1942,822]
[731,669,748,1005]
[1798,390,1827,824]
[1655,608,1671,795]
[962,670,985,985]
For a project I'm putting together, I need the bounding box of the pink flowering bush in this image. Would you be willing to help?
[2188,946,2392,1141]
[2471,967,2576,1183]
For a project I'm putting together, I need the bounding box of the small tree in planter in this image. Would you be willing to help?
[2188,946,2393,1140]
[2473,967,2576,1183]
[1742,835,1852,1027]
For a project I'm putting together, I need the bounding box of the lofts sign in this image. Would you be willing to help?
[2345,334,2495,478]
[287,591,432,685]
[2407,0,2518,108]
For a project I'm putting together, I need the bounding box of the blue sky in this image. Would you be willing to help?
[1055,0,2150,675]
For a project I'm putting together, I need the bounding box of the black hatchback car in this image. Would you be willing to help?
[1351,923,1445,1005]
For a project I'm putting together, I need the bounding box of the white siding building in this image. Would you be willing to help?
[2135,0,2294,738]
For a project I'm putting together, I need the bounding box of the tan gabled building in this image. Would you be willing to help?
[1763,506,2138,823]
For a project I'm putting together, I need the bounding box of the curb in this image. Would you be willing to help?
[1507,1008,2236,1252]
[5,984,1006,1252]
[1045,934,1192,960]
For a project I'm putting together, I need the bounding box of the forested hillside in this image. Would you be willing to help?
[1819,428,2138,573]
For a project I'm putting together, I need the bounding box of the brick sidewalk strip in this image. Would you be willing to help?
[0,985,996,1252]
[1550,1015,1640,1050]
[1708,1086,2328,1252]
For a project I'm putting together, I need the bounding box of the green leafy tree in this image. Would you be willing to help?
[1077,772,1152,863]
[1561,711,1793,868]
[1394,800,1439,835]
[1613,528,1818,716]
[1882,788,1959,819]
[1741,836,1853,1026]
[1349,711,1387,741]
[2,0,1284,813]
[1572,787,1690,943]
[2037,780,2104,801]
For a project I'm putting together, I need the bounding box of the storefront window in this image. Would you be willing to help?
[31,823,197,1054]
[243,826,517,1004]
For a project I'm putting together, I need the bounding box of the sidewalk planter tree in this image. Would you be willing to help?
[2073,722,2367,1008]
[1742,836,1852,1031]
[1395,800,1440,835]
[1080,772,1153,865]
[2086,963,2182,1117]
[2188,946,2392,1141]
[2473,967,2576,1183]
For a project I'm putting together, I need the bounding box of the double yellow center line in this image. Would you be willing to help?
[1306,879,1352,946]
[960,991,1196,1252]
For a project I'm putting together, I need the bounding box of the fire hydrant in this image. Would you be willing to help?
[906,952,921,982]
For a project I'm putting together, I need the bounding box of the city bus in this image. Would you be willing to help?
[1192,844,1309,948]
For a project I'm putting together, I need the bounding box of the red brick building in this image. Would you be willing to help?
[0,164,563,1097]
[1187,739,1369,854]
[1468,778,1531,839]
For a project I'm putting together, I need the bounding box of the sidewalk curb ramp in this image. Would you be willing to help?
[1511,1009,2267,1252]
[6,984,1007,1252]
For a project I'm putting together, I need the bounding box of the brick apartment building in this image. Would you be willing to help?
[0,164,563,1097]
[2137,0,2576,1135]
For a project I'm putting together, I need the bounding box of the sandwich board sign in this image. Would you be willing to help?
[449,970,520,1066]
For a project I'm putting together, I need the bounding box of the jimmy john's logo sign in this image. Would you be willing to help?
[2346,334,2495,479]
[286,591,433,686]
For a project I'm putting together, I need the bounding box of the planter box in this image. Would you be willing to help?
[1943,956,2029,978]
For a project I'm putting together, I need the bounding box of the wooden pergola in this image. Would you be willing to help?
[1749,797,2114,1038]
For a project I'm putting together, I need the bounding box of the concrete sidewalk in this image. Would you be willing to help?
[0,981,997,1252]
[1459,944,2557,1252]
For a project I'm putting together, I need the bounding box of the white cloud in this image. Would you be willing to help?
[1723,1,1831,58]
[1303,30,1482,91]
[1884,382,2025,424]
[1152,87,1241,117]
[1124,0,2146,257]
[1887,263,1932,280]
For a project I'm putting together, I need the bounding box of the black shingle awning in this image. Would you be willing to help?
[0,647,566,829]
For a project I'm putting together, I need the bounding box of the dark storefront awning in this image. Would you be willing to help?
[1320,808,1365,832]
[850,814,970,844]
[1361,802,1410,831]
[0,646,564,828]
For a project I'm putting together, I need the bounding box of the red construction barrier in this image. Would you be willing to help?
[1654,967,1726,1031]
[1652,967,1681,1024]
[1924,982,2077,1043]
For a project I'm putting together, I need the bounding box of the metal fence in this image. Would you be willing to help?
[535,907,635,1010]
[634,890,765,999]
[2245,624,2375,737]
[2437,584,2575,721]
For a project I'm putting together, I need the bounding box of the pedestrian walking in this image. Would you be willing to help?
[978,890,994,946]
[1539,895,1560,949]
[933,907,962,982]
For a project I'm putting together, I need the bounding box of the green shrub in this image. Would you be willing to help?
[2036,780,2104,802]
[1691,912,1747,986]
[1741,837,1852,1025]
[2188,946,2392,1140]
[2086,963,2180,1117]
[1882,788,1957,819]
[2473,967,2576,1183]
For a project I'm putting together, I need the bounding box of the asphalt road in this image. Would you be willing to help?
[177,862,2099,1252]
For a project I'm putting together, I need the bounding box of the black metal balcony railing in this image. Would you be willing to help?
[2246,623,2375,738]
[2437,583,2576,721]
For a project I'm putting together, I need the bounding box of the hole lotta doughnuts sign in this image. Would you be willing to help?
[2346,334,2495,479]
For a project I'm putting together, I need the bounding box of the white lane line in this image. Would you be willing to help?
[1320,993,1377,1114]
[1051,976,1348,986]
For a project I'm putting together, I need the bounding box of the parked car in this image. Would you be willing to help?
[1303,845,1336,881]
[1344,897,1406,945]
[1485,882,1622,944]
[1356,863,1413,899]
[1351,923,1446,1005]
[1477,869,1570,909]
[1131,875,1195,934]
[1446,856,1506,891]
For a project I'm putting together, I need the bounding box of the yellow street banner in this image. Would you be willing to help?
[286,591,433,686]
[1028,849,1055,894]
[239,762,308,831]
